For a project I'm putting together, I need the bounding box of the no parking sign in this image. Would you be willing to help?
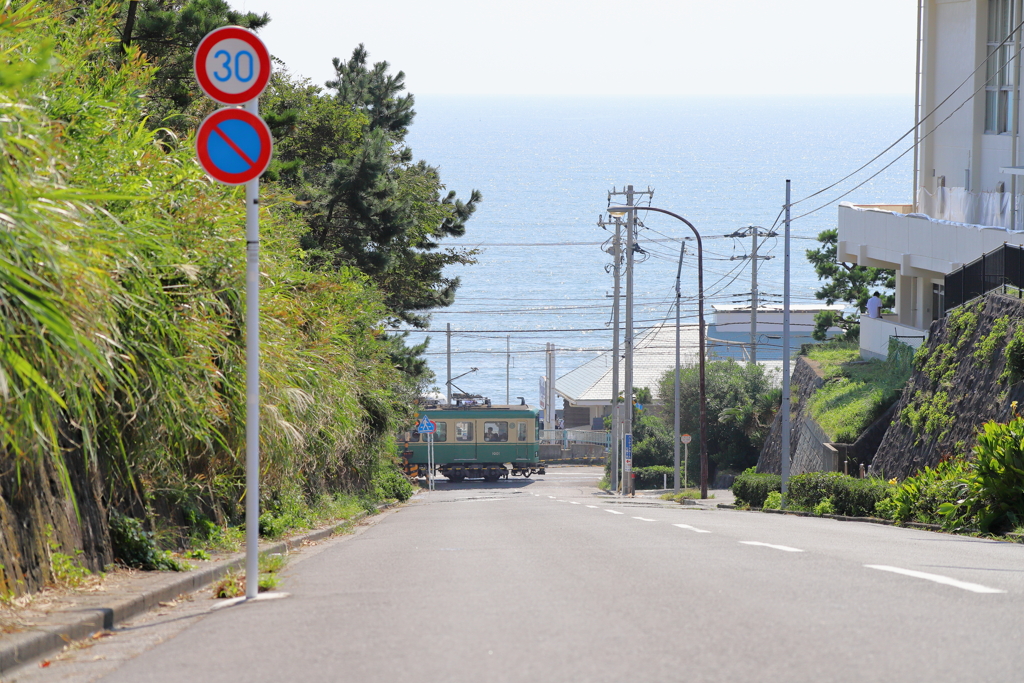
[196,108,272,185]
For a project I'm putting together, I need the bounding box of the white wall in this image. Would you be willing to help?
[921,0,1019,200]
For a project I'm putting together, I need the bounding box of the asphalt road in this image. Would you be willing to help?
[14,466,1024,682]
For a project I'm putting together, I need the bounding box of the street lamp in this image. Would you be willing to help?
[607,205,709,499]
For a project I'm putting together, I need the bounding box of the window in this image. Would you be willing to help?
[517,422,528,442]
[483,421,508,442]
[455,421,474,442]
[434,421,447,442]
[932,284,945,321]
[986,0,1016,134]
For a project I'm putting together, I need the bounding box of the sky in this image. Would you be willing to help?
[242,0,920,96]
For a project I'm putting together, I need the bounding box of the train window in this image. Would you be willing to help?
[483,421,508,442]
[517,422,527,442]
[455,421,474,441]
[434,421,447,442]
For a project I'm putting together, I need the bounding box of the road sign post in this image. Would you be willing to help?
[681,434,691,489]
[194,26,272,602]
[624,433,633,496]
[417,416,437,491]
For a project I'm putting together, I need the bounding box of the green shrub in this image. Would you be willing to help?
[371,462,415,502]
[974,315,1010,366]
[633,465,675,490]
[109,512,187,571]
[940,414,1024,533]
[1004,324,1024,384]
[731,467,781,507]
[874,459,969,524]
[813,497,836,516]
[763,491,783,510]
[787,472,893,517]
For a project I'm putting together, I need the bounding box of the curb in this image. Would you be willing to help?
[0,505,390,675]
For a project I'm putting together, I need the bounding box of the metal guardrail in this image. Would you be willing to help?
[539,429,611,450]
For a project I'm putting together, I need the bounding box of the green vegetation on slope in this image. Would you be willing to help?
[0,1,476,591]
[804,339,914,443]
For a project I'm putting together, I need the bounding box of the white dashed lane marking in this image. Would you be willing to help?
[865,565,1005,594]
[633,517,657,522]
[740,541,803,553]
[673,524,711,534]
[605,509,624,515]
[586,505,598,509]
[569,502,581,505]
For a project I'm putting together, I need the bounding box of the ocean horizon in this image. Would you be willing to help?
[401,94,915,406]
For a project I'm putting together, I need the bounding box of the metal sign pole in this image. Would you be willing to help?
[428,431,434,491]
[244,96,261,601]
[193,26,271,603]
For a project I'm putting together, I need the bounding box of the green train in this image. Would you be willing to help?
[399,401,545,482]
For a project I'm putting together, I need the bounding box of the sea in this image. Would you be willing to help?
[401,95,914,406]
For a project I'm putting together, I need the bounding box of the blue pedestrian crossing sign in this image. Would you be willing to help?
[416,416,436,434]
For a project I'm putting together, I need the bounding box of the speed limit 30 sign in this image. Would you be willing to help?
[193,26,271,104]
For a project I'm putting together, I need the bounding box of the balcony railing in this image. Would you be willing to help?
[859,315,928,361]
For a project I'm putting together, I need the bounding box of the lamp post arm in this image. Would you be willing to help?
[609,205,708,498]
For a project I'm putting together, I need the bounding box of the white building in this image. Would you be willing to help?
[552,305,842,428]
[838,0,1024,359]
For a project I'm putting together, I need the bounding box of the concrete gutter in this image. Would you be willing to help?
[0,505,391,675]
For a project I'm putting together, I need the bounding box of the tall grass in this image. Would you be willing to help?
[0,1,412,556]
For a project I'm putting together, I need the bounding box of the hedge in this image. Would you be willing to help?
[731,468,781,507]
[633,466,676,490]
[787,472,893,517]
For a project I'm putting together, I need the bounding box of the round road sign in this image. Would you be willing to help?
[194,26,271,105]
[681,434,692,444]
[196,108,272,185]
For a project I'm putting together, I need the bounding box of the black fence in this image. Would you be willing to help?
[945,243,1024,311]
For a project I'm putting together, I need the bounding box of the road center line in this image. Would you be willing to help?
[673,523,711,534]
[740,541,803,553]
[633,517,657,522]
[865,565,1005,594]
[605,509,624,515]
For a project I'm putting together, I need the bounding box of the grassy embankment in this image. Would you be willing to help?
[803,340,914,443]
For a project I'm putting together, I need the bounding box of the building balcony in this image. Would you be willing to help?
[859,314,928,361]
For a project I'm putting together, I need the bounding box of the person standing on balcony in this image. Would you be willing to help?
[867,292,883,319]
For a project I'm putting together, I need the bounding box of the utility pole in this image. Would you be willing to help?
[729,226,775,364]
[781,181,792,504]
[751,228,759,365]
[599,214,623,494]
[545,343,557,431]
[446,323,452,405]
[607,184,653,496]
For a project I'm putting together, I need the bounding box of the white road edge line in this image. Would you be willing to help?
[740,541,803,553]
[633,517,657,522]
[673,524,711,534]
[865,565,1005,594]
[605,509,624,515]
